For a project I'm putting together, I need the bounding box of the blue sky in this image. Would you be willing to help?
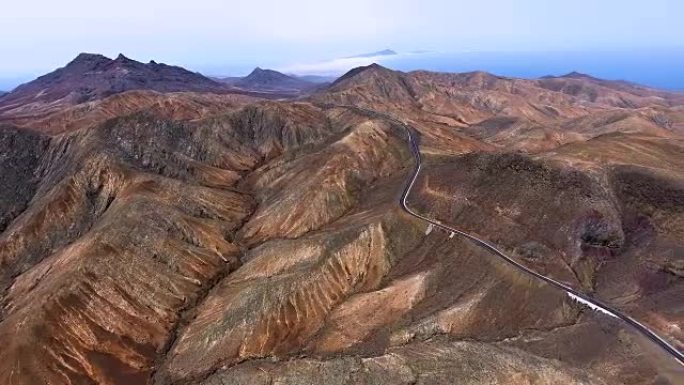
[1,0,682,90]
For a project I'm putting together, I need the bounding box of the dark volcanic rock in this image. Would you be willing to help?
[0,125,48,233]
[0,53,227,116]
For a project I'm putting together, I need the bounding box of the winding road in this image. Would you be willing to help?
[337,104,684,367]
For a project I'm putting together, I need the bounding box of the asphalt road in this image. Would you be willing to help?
[332,104,684,367]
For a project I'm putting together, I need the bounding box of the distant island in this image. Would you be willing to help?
[345,49,398,58]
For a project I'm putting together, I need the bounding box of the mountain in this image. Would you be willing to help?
[316,64,684,147]
[0,61,683,385]
[319,65,682,160]
[214,68,320,95]
[538,71,684,107]
[322,64,684,113]
[0,53,227,119]
[235,67,317,93]
[321,63,420,111]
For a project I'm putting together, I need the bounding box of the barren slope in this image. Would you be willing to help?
[0,63,683,385]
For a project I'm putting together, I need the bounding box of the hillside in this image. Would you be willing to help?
[537,71,684,107]
[314,63,683,152]
[0,61,683,385]
[0,53,228,120]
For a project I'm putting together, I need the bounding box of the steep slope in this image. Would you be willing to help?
[0,103,381,385]
[313,64,683,154]
[0,53,228,120]
[408,133,684,352]
[318,64,420,110]
[3,90,259,135]
[0,124,49,232]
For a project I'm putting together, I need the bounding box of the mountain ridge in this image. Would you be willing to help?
[320,63,684,114]
[0,53,230,120]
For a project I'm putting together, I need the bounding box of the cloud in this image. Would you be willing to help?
[277,51,401,76]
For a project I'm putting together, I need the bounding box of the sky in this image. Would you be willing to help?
[1,0,683,90]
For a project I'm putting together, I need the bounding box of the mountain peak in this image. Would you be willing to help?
[233,67,314,93]
[331,63,393,86]
[68,53,111,66]
[244,67,291,82]
[561,71,596,79]
[347,63,387,74]
[1,54,224,107]
[114,53,138,65]
[246,67,279,78]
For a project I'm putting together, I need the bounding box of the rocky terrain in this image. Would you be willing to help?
[0,55,683,385]
[0,55,302,129]
[2,90,259,135]
[0,54,231,119]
